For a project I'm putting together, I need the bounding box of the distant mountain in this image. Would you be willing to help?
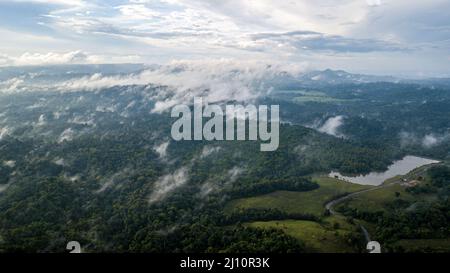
[271,69,450,89]
[301,69,397,84]
[1,64,450,93]
[0,63,147,81]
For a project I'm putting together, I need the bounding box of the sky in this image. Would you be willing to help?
[0,0,450,77]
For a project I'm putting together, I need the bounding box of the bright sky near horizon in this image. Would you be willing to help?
[0,0,449,77]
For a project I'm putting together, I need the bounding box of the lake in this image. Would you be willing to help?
[328,155,440,186]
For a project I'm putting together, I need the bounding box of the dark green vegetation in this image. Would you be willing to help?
[336,165,450,252]
[1,68,450,252]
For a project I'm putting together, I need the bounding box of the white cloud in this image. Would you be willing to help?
[11,0,86,6]
[58,128,74,143]
[36,114,46,126]
[53,157,65,166]
[399,131,450,148]
[422,134,439,148]
[1,1,450,75]
[0,54,13,66]
[149,167,189,203]
[52,59,307,112]
[318,116,345,137]
[422,133,450,148]
[154,141,170,158]
[0,77,25,93]
[200,146,221,158]
[0,51,142,67]
[0,126,10,140]
[3,160,16,168]
[13,51,88,66]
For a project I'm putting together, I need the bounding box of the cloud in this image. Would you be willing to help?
[51,59,307,112]
[0,77,25,93]
[247,31,405,53]
[422,134,439,148]
[318,116,344,137]
[58,128,74,143]
[0,51,142,67]
[0,126,10,140]
[149,167,189,203]
[200,146,221,158]
[197,166,243,198]
[1,0,450,75]
[422,133,449,148]
[11,0,86,6]
[0,58,309,114]
[0,54,13,66]
[399,131,450,148]
[12,51,88,66]
[399,131,418,147]
[96,168,132,193]
[3,160,16,168]
[154,141,170,158]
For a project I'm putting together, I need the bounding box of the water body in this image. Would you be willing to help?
[329,156,440,186]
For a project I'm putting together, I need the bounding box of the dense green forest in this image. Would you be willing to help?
[1,71,450,252]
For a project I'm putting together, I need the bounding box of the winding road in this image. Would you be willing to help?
[324,164,437,243]
[324,181,399,243]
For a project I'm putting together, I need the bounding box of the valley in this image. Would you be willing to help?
[0,66,449,253]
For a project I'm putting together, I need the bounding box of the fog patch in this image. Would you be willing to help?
[317,116,344,137]
[198,167,244,198]
[3,160,16,168]
[65,174,80,182]
[200,146,221,158]
[154,141,169,158]
[0,77,25,93]
[227,167,244,184]
[58,128,74,143]
[53,157,65,166]
[35,114,46,127]
[69,115,95,126]
[0,183,10,193]
[198,182,216,198]
[149,167,189,204]
[422,133,449,148]
[399,131,418,147]
[96,169,131,193]
[399,131,449,148]
[422,134,439,148]
[51,60,306,113]
[0,126,10,140]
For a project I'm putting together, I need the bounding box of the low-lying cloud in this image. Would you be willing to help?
[399,131,450,148]
[317,116,345,137]
[149,167,189,204]
[1,59,308,113]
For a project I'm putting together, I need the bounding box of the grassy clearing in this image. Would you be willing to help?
[335,182,436,213]
[226,176,370,217]
[246,217,358,253]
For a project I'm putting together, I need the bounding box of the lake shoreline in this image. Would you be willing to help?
[328,155,440,186]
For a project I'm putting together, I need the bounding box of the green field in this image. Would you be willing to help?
[335,182,436,213]
[226,177,371,252]
[226,177,370,216]
[272,89,352,104]
[246,218,359,253]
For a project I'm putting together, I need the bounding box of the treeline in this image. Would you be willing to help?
[220,208,319,225]
[228,177,318,199]
[128,223,305,253]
